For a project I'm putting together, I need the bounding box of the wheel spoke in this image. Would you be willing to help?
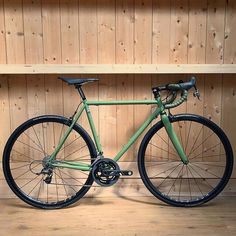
[156,163,182,188]
[19,174,40,189]
[186,166,192,201]
[185,121,192,152]
[149,142,179,159]
[58,168,85,185]
[62,144,88,160]
[155,133,177,154]
[187,165,204,197]
[16,139,45,154]
[190,162,222,179]
[189,143,221,161]
[166,165,184,196]
[14,162,41,179]
[152,163,182,178]
[57,136,81,156]
[27,175,43,196]
[188,132,215,158]
[187,125,203,157]
[188,164,215,190]
[32,126,48,156]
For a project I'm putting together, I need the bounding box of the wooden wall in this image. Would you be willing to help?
[1,0,236,64]
[0,0,236,197]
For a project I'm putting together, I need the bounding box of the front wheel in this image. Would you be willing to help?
[138,114,233,207]
[3,115,97,209]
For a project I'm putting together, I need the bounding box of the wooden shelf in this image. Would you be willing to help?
[0,64,236,74]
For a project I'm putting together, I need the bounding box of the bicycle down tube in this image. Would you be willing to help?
[50,97,188,170]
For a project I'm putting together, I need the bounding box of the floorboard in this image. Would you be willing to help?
[1,196,236,236]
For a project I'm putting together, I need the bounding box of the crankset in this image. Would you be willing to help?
[92,158,133,187]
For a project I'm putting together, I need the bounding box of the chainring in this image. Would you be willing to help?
[92,158,120,187]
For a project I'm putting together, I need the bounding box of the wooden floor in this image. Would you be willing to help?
[1,196,236,236]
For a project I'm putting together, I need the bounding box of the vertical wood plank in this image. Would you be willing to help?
[134,0,152,64]
[152,0,171,64]
[5,0,27,138]
[168,1,188,160]
[8,75,28,130]
[134,0,152,159]
[98,0,116,157]
[116,75,134,161]
[4,0,25,63]
[187,0,206,115]
[60,0,79,64]
[0,75,10,156]
[97,0,115,63]
[116,0,134,64]
[42,0,62,116]
[223,1,236,173]
[188,0,207,64]
[79,0,97,64]
[170,0,188,64]
[23,0,43,64]
[98,76,117,157]
[224,0,236,64]
[205,0,225,125]
[206,0,225,64]
[23,0,45,119]
[204,1,226,160]
[42,0,61,64]
[116,0,134,161]
[79,0,98,135]
[222,75,236,162]
[203,0,225,160]
[45,75,63,115]
[0,1,9,156]
[0,0,6,63]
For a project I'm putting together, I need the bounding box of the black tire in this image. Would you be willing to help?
[3,115,97,209]
[138,114,234,207]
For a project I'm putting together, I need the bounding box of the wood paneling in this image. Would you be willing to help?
[0,0,234,66]
[0,0,236,197]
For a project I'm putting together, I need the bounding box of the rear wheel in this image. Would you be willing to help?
[138,114,233,207]
[3,116,97,209]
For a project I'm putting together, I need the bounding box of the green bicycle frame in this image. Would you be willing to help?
[50,97,188,170]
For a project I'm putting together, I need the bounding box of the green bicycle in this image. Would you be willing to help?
[3,77,234,209]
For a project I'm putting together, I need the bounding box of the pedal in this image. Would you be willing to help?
[103,170,133,177]
[120,170,133,176]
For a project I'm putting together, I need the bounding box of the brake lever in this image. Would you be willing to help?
[193,85,201,100]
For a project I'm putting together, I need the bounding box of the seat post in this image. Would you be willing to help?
[75,85,86,100]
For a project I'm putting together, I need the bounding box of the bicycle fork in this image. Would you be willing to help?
[161,112,189,164]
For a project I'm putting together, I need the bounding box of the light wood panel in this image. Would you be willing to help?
[4,0,25,64]
[0,0,234,67]
[97,0,117,157]
[60,0,79,64]
[79,0,97,64]
[0,75,10,155]
[42,0,61,64]
[224,0,236,64]
[0,0,236,198]
[0,0,6,63]
[152,0,171,64]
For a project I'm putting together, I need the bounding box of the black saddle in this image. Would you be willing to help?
[59,77,98,86]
